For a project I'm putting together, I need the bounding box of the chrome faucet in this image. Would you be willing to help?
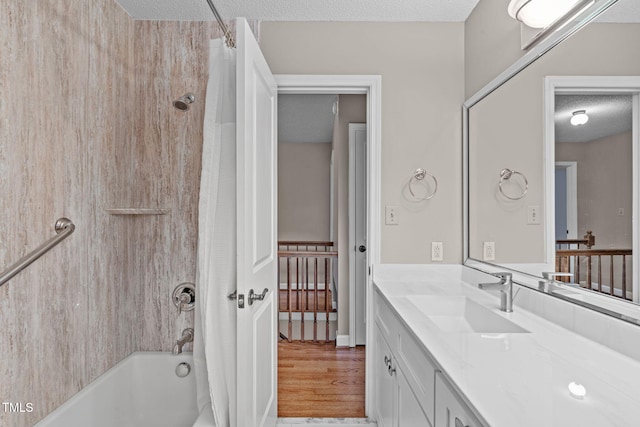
[173,328,194,355]
[478,272,513,313]
[539,272,574,291]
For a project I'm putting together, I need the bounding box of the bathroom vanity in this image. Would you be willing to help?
[372,265,640,427]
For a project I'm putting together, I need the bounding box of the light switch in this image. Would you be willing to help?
[385,206,399,225]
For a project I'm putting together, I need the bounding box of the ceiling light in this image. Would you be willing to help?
[508,0,584,29]
[570,110,589,126]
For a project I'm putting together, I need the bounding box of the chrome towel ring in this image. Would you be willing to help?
[498,168,528,200]
[409,168,438,201]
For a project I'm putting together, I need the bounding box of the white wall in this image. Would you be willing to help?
[260,22,465,265]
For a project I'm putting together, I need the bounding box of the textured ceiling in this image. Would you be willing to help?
[555,94,632,144]
[115,0,480,21]
[278,95,337,144]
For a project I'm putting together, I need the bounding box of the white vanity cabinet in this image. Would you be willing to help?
[374,291,435,427]
[374,324,433,427]
[374,290,484,427]
[374,325,396,427]
[435,373,482,427]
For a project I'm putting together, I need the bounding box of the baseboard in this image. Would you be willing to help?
[336,335,350,348]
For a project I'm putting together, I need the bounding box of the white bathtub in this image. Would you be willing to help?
[35,352,199,427]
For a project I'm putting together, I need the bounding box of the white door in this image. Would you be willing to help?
[236,18,278,427]
[349,123,367,346]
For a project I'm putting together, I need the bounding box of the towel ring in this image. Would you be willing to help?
[409,168,438,201]
[499,168,528,200]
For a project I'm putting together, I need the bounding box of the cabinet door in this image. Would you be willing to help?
[398,367,433,427]
[375,326,396,427]
[435,373,482,427]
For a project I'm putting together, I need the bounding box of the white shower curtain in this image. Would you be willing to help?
[194,38,237,427]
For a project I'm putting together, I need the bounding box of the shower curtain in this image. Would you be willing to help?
[194,38,237,427]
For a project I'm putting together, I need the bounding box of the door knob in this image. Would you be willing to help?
[358,245,367,253]
[248,288,269,305]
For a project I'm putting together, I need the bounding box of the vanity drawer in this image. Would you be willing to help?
[396,324,437,425]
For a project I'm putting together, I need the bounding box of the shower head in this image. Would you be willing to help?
[173,93,196,111]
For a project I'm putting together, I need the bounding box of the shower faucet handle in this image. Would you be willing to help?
[177,293,191,314]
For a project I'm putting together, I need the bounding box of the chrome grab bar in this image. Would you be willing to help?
[0,218,75,287]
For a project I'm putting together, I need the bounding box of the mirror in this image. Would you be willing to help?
[465,0,640,323]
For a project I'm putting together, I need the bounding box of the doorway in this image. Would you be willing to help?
[545,76,640,302]
[275,75,382,420]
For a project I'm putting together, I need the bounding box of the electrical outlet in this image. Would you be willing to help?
[527,205,540,225]
[431,242,443,262]
[483,242,495,261]
[385,206,399,225]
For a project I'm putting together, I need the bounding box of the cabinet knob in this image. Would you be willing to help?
[455,417,468,427]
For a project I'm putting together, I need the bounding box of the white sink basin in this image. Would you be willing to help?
[408,296,529,334]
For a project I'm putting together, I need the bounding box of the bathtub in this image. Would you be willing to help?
[35,352,199,427]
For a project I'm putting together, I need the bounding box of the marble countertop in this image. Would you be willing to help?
[373,265,640,427]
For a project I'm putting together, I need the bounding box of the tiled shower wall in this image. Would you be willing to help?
[0,1,227,425]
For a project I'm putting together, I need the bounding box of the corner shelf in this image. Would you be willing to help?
[106,208,170,216]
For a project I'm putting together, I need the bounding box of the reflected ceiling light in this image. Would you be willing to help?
[570,110,589,126]
[568,382,587,400]
[508,0,586,29]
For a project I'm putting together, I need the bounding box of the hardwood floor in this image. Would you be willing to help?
[278,341,366,418]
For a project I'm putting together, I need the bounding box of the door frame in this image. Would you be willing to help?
[275,74,382,415]
[349,123,367,347]
[555,161,578,240]
[544,75,640,303]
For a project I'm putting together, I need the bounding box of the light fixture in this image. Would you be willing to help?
[570,110,589,126]
[508,0,586,28]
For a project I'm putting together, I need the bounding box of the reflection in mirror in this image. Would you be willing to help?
[554,93,633,300]
[465,0,640,321]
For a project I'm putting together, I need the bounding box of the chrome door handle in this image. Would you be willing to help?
[248,288,269,305]
[358,245,367,253]
[227,290,238,300]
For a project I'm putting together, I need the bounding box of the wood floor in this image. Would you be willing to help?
[278,341,366,418]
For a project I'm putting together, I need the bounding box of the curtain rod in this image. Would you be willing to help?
[204,0,236,48]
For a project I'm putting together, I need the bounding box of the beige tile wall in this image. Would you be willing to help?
[0,1,227,425]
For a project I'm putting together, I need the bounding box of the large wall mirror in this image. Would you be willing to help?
[464,0,640,324]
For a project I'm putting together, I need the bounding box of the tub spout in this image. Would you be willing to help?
[173,328,194,355]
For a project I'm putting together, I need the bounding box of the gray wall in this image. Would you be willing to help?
[260,22,465,265]
[557,132,633,250]
[278,142,332,241]
[468,23,640,263]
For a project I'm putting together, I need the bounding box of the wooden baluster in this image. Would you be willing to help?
[575,255,581,286]
[296,254,300,311]
[325,257,330,343]
[314,256,318,342]
[609,255,614,296]
[301,257,306,343]
[622,255,627,300]
[287,257,292,343]
[598,255,602,293]
[586,255,592,290]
